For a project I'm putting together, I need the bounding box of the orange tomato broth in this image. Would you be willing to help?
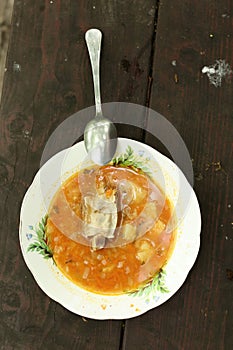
[46,165,176,294]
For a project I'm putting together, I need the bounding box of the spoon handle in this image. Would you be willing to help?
[85,29,103,117]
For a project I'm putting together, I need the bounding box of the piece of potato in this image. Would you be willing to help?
[135,239,154,264]
[152,219,166,234]
[122,223,137,242]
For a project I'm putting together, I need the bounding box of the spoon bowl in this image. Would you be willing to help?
[84,116,117,165]
[84,29,117,164]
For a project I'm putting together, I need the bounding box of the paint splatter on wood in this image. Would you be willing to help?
[202,59,232,87]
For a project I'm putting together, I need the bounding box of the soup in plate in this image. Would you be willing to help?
[46,164,176,294]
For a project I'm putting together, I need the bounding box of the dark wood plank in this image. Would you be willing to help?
[123,0,233,349]
[0,0,156,349]
[0,0,14,101]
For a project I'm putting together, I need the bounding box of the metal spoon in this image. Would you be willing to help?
[84,28,117,165]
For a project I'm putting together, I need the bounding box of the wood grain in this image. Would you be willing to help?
[0,0,14,102]
[123,0,233,349]
[0,0,156,349]
[1,0,232,349]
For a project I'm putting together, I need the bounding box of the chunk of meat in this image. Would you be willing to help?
[137,202,158,237]
[117,180,136,210]
[122,206,137,220]
[96,174,109,195]
[91,234,106,250]
[82,193,117,239]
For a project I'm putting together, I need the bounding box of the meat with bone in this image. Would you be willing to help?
[82,188,118,248]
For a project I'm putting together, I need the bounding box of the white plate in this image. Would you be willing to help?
[19,138,201,319]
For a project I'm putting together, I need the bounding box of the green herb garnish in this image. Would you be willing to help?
[129,268,169,298]
[27,215,53,260]
[111,146,151,176]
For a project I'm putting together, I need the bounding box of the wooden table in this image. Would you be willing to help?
[0,1,232,349]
